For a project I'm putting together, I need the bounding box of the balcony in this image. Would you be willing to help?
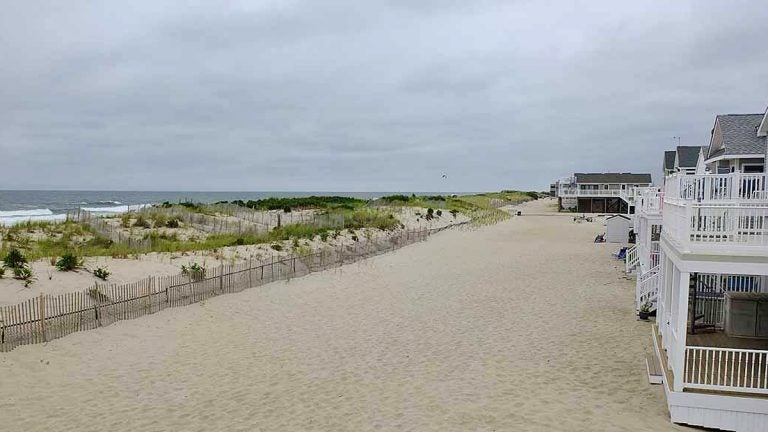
[665,173,768,204]
[663,201,768,253]
[662,173,768,254]
[557,188,625,198]
[637,188,663,216]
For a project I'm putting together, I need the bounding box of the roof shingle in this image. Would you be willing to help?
[676,146,703,168]
[663,151,676,171]
[710,114,766,158]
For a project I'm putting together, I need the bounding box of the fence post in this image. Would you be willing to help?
[94,303,101,327]
[38,294,46,342]
[248,257,253,287]
[219,263,224,293]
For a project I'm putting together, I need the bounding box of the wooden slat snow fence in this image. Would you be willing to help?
[0,224,467,352]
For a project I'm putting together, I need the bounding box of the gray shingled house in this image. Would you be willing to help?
[662,146,706,179]
[704,109,768,174]
[555,172,653,213]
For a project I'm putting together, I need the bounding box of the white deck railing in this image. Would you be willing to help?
[625,245,639,273]
[684,346,768,394]
[638,188,663,215]
[636,265,660,310]
[665,173,768,203]
[638,241,660,274]
[663,202,768,250]
[558,188,625,198]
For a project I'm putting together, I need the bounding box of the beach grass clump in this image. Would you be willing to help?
[56,252,83,271]
[13,266,34,287]
[165,217,181,228]
[120,213,132,228]
[93,266,110,280]
[133,215,151,229]
[181,262,206,280]
[3,248,28,269]
[344,208,399,231]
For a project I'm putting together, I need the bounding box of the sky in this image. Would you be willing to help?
[1,0,767,192]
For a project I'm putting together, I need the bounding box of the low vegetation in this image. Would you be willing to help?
[181,263,206,280]
[0,191,533,263]
[56,252,83,271]
[221,196,366,211]
[93,266,110,281]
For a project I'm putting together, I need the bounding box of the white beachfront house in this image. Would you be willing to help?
[629,147,706,304]
[554,172,652,213]
[647,107,768,431]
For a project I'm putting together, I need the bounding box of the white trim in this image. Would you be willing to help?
[758,109,768,137]
[705,153,765,164]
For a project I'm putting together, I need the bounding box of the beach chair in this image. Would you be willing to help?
[614,247,627,260]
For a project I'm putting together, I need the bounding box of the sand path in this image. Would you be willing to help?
[0,199,684,431]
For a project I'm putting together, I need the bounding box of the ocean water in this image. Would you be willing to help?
[0,190,444,226]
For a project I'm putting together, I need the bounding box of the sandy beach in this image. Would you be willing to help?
[0,199,682,431]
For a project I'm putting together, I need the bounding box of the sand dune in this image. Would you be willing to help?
[0,199,683,431]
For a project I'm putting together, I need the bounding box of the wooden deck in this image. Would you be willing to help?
[687,332,768,350]
[653,325,768,396]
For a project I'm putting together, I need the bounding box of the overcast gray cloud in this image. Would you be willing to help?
[1,0,767,191]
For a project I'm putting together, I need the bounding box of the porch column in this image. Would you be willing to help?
[672,270,690,392]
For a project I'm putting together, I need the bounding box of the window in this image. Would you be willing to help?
[743,164,764,174]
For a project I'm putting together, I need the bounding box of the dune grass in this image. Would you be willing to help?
[0,207,400,260]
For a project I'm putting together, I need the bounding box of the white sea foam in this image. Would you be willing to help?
[0,208,55,217]
[0,213,67,226]
[80,203,152,214]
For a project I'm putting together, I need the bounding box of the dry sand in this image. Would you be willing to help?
[0,199,682,431]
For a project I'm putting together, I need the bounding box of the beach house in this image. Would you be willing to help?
[702,111,767,175]
[554,172,652,213]
[648,107,768,431]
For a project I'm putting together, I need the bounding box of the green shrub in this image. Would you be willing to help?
[93,266,110,280]
[0,266,4,278]
[181,262,206,280]
[3,248,27,269]
[436,209,442,217]
[351,235,359,242]
[380,195,410,203]
[133,215,151,228]
[425,208,435,221]
[450,209,459,219]
[56,252,83,271]
[270,243,283,251]
[319,231,329,242]
[150,213,168,227]
[165,218,181,228]
[13,265,34,287]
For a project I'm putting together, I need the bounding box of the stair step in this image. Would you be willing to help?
[645,353,663,385]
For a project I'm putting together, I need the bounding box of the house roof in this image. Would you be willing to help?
[606,214,630,220]
[663,151,676,171]
[676,146,703,168]
[709,114,766,158]
[574,173,652,184]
